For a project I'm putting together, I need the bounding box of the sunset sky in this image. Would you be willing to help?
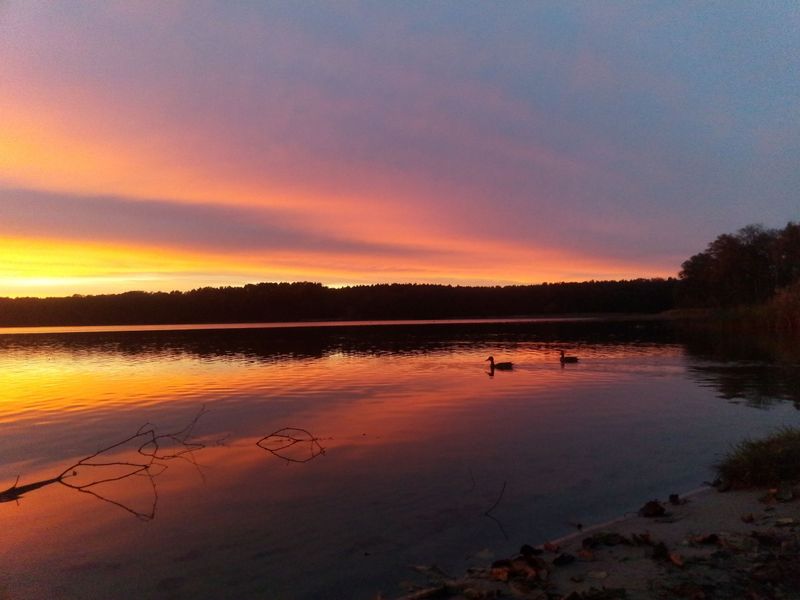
[1,2,798,297]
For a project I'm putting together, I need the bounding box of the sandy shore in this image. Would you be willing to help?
[396,485,800,599]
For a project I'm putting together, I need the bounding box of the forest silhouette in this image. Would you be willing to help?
[0,222,797,328]
[0,279,675,327]
[679,222,800,308]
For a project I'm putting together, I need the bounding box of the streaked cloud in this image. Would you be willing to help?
[0,2,797,295]
[0,188,437,258]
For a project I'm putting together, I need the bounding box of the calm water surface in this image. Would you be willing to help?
[1,319,798,599]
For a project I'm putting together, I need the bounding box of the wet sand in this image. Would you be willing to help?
[397,485,800,599]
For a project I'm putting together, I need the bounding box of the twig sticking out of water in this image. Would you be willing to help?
[257,427,326,463]
[465,468,476,494]
[0,475,61,504]
[1,407,210,520]
[483,480,509,540]
[484,481,507,516]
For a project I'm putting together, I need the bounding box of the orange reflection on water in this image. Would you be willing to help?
[0,337,732,600]
[0,338,683,426]
[0,350,240,423]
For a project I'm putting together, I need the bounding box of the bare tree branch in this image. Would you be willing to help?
[1,406,209,520]
[256,427,326,463]
[483,481,509,540]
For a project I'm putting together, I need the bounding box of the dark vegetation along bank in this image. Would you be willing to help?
[678,222,800,334]
[0,279,675,327]
[0,221,796,328]
[679,223,800,308]
[716,427,800,489]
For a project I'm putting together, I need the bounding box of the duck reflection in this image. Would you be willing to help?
[1,408,209,520]
[485,355,513,377]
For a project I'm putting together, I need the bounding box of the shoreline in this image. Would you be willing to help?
[0,312,675,336]
[398,484,800,599]
[545,485,714,550]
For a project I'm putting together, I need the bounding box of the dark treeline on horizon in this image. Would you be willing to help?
[0,279,677,327]
[1,222,796,328]
[678,222,800,308]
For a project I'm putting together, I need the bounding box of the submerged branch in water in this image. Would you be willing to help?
[1,406,210,520]
[257,427,326,464]
[483,480,509,541]
[0,475,62,503]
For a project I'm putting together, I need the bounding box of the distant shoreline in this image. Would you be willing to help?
[0,312,676,336]
[0,280,678,328]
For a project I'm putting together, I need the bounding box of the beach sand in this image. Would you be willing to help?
[395,485,800,599]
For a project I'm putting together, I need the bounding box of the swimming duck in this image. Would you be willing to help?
[559,350,578,364]
[486,356,513,370]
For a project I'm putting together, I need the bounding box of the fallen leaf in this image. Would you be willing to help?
[489,567,510,582]
[577,548,595,561]
[510,558,537,577]
[669,553,684,567]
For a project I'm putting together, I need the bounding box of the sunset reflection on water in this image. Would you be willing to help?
[1,320,798,599]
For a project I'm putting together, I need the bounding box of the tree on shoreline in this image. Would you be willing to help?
[679,222,800,308]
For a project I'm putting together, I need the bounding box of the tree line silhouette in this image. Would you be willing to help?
[0,222,796,327]
[0,279,677,327]
[678,222,800,308]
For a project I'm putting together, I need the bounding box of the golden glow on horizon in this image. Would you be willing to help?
[0,233,674,298]
[0,96,676,296]
[1,1,793,298]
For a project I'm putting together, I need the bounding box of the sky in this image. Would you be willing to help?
[1,1,798,297]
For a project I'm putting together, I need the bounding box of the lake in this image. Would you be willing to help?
[1,318,798,599]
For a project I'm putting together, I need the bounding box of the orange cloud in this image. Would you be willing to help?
[0,231,674,298]
[0,111,300,212]
[0,3,694,297]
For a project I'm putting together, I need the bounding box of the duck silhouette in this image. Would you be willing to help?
[486,356,513,370]
[559,350,579,364]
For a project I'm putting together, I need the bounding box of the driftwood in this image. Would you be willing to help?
[256,427,326,463]
[1,407,209,520]
[0,475,62,503]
